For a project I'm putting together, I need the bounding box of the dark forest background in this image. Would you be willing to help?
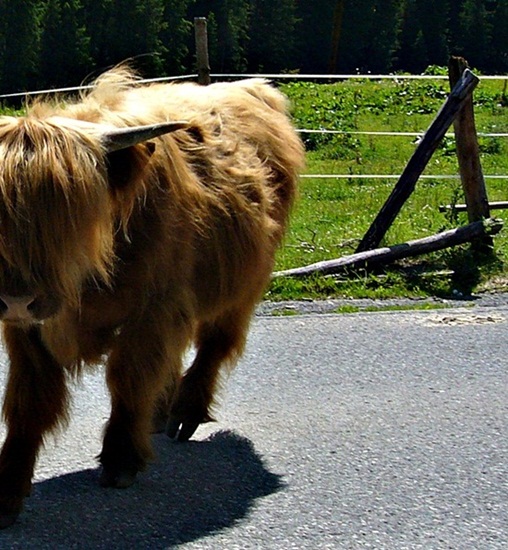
[0,0,506,94]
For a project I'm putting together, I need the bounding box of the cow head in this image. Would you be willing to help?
[0,116,187,324]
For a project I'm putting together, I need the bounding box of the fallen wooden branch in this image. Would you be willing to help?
[273,218,502,278]
[439,201,508,213]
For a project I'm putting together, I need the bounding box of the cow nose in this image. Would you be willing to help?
[0,295,37,321]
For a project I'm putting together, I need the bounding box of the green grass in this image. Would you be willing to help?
[332,302,455,314]
[269,74,508,300]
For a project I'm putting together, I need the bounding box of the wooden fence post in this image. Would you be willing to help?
[194,17,211,86]
[355,69,479,253]
[448,56,492,249]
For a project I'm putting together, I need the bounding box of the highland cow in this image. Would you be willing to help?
[0,68,304,527]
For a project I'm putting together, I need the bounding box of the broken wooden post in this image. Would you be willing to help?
[194,17,211,85]
[448,56,491,250]
[274,219,502,278]
[448,57,490,222]
[355,69,479,253]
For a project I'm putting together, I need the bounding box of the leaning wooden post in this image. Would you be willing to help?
[194,17,211,85]
[356,69,479,253]
[448,56,491,249]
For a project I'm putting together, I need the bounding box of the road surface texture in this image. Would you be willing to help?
[0,299,506,549]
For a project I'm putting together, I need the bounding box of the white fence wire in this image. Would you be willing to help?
[1,71,507,99]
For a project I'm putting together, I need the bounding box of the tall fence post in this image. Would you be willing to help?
[194,17,211,85]
[448,56,492,249]
[448,57,490,222]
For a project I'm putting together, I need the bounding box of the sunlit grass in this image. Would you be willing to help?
[270,76,508,300]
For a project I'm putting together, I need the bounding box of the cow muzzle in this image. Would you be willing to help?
[0,295,39,323]
[0,292,62,323]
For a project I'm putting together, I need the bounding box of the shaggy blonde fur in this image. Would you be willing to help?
[0,68,304,526]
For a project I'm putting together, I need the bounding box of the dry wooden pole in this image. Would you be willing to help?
[194,17,211,86]
[448,57,490,223]
[355,69,479,253]
[274,219,502,278]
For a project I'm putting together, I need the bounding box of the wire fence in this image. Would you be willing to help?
[1,71,506,181]
[300,174,508,180]
[2,71,507,100]
[297,129,508,138]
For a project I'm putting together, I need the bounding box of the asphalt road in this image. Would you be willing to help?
[0,304,506,549]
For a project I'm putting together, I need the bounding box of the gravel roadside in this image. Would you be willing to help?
[256,291,508,316]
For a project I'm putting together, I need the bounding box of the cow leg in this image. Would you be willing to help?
[167,308,250,442]
[99,311,191,488]
[0,325,69,528]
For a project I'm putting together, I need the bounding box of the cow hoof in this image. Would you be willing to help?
[99,468,137,489]
[166,416,200,442]
[0,512,19,529]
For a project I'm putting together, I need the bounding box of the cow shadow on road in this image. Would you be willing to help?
[0,430,283,549]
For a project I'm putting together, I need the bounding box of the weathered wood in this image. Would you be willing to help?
[448,57,490,223]
[439,201,508,213]
[355,69,479,253]
[274,219,502,278]
[194,18,211,86]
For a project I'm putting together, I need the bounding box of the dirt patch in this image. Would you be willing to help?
[424,313,506,326]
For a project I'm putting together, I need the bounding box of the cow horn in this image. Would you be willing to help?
[102,121,189,152]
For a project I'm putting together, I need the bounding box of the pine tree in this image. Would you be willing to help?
[295,0,336,73]
[219,0,250,72]
[39,0,92,87]
[396,0,425,72]
[101,0,166,76]
[82,0,114,71]
[0,0,42,93]
[417,0,449,66]
[160,0,195,75]
[456,0,492,69]
[336,0,402,73]
[364,0,403,73]
[247,0,299,72]
[488,0,508,72]
[190,0,251,73]
[2,0,508,94]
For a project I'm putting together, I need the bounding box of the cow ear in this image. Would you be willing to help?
[106,143,156,227]
[106,141,155,191]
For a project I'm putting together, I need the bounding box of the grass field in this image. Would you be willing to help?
[268,73,508,301]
